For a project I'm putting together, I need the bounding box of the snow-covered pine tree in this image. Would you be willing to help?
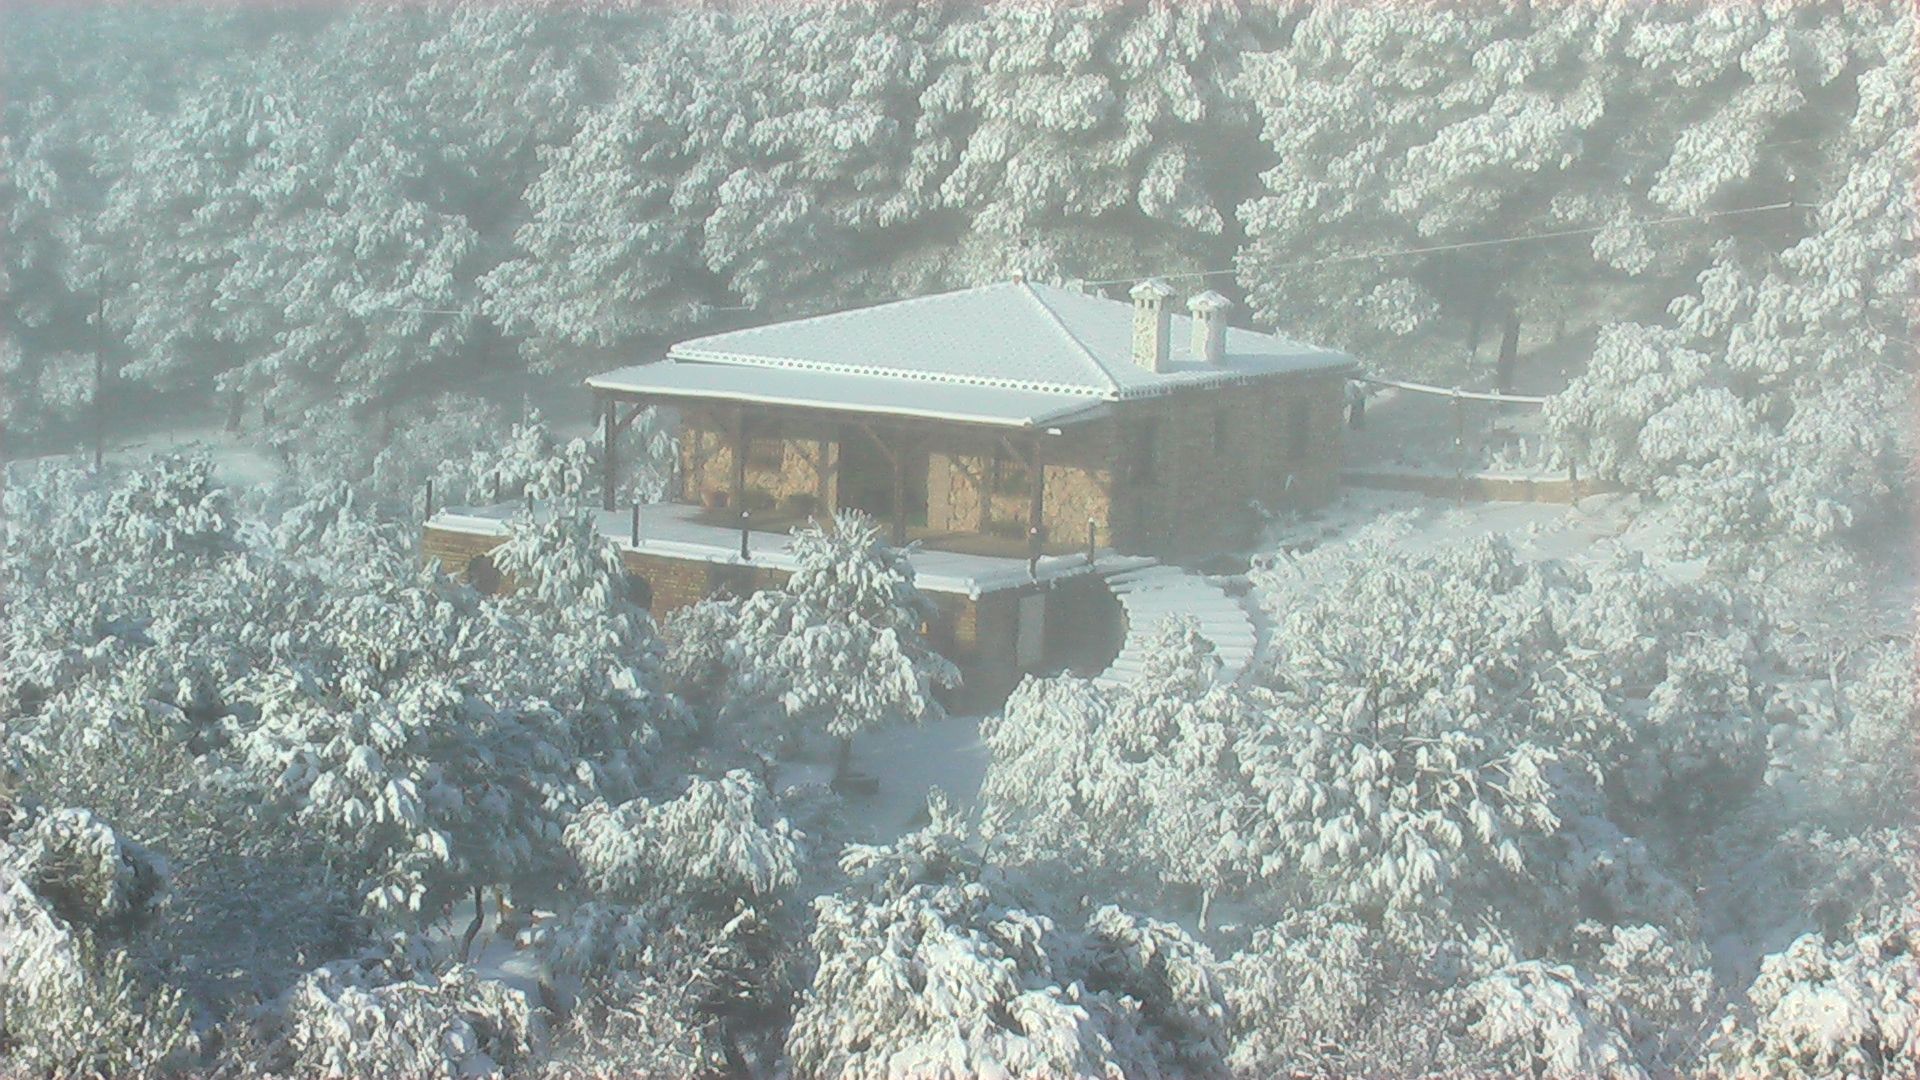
[980,618,1269,925]
[732,511,959,779]
[565,770,802,909]
[1546,6,1914,565]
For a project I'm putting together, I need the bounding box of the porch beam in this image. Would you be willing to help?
[997,433,1042,473]
[856,421,900,467]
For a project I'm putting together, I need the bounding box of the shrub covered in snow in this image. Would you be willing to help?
[0,811,194,1079]
[787,877,1230,1080]
[1705,901,1920,1079]
[7,808,167,932]
[267,956,539,1079]
[981,619,1270,923]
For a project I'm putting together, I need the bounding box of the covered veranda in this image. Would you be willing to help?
[585,359,1114,561]
[426,500,1155,601]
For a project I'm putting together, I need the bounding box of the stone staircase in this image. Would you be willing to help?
[1093,564,1258,687]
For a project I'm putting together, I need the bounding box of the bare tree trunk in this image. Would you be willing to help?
[460,885,485,964]
[833,735,853,785]
[1465,288,1490,361]
[1496,311,1521,397]
[93,290,106,470]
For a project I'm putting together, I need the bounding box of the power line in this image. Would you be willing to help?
[176,200,1811,322]
[1078,201,1808,289]
[212,293,478,316]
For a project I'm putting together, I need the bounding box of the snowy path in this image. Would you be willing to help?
[842,711,992,839]
[1093,565,1257,687]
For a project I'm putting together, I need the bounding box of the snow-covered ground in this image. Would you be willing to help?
[836,710,993,842]
[1261,485,1645,566]
[12,421,287,492]
[840,485,1655,847]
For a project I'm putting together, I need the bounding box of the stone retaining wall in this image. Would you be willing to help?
[1340,469,1615,504]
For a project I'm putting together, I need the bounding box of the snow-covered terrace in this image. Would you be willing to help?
[427,500,1156,600]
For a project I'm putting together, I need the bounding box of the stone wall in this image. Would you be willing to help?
[1106,372,1346,556]
[657,367,1345,559]
[422,525,504,581]
[925,443,1114,551]
[1340,468,1613,504]
[678,407,838,516]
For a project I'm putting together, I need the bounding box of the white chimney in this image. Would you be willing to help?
[1130,278,1176,373]
[1188,289,1231,366]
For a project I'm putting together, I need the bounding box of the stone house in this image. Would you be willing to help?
[425,278,1354,703]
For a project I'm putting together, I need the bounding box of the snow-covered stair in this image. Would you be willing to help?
[1093,565,1258,687]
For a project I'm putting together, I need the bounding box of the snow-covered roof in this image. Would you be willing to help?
[587,355,1111,429]
[587,281,1354,428]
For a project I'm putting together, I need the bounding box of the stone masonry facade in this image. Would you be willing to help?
[1106,370,1347,556]
[663,369,1344,558]
[677,405,840,516]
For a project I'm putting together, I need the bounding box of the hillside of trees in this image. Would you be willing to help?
[2,3,1915,1078]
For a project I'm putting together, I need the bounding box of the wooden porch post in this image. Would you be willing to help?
[890,436,908,546]
[730,407,748,514]
[814,438,832,514]
[602,399,619,511]
[1026,437,1046,563]
[856,422,907,545]
[825,437,842,515]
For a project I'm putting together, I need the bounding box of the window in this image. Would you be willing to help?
[1286,400,1311,462]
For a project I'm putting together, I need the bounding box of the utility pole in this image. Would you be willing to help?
[92,288,105,471]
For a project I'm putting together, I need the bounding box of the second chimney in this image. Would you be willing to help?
[1130,278,1176,373]
[1188,290,1230,366]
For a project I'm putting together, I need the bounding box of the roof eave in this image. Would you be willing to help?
[586,380,1109,431]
